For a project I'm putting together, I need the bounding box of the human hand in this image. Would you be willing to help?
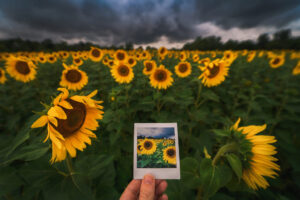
[120,174,168,200]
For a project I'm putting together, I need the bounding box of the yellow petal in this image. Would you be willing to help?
[88,90,98,98]
[58,100,73,109]
[57,88,69,100]
[31,115,48,128]
[48,106,67,119]
[231,118,241,130]
[48,116,58,127]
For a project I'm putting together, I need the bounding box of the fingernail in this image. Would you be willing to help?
[144,174,154,184]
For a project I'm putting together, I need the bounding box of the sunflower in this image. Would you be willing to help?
[31,88,104,163]
[175,62,192,78]
[223,50,234,60]
[107,60,115,68]
[269,56,285,68]
[127,56,137,67]
[137,144,143,155]
[179,51,187,61]
[192,54,199,62]
[60,51,70,60]
[114,50,128,62]
[292,61,300,75]
[0,68,7,84]
[158,47,168,58]
[111,62,134,84]
[47,54,57,63]
[163,146,176,165]
[150,64,173,90]
[143,60,157,75]
[141,139,157,155]
[5,56,37,82]
[89,47,103,62]
[247,51,256,62]
[198,59,229,87]
[60,63,88,91]
[73,57,83,66]
[232,118,280,190]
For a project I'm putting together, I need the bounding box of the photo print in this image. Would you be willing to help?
[134,123,180,179]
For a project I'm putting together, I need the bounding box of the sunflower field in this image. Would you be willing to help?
[0,48,300,200]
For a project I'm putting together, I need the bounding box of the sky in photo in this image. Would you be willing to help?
[137,127,175,139]
[0,0,299,48]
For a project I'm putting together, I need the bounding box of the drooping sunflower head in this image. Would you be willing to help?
[141,139,157,155]
[89,47,103,62]
[111,61,134,84]
[198,59,229,87]
[230,118,280,190]
[269,55,285,68]
[60,63,88,91]
[150,64,173,90]
[175,62,192,78]
[0,68,7,84]
[31,88,104,163]
[143,60,157,75]
[114,50,128,62]
[5,56,37,83]
[163,146,176,165]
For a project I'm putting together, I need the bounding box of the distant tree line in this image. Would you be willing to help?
[183,29,300,50]
[0,29,299,52]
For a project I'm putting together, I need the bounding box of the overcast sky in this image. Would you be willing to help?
[137,127,175,139]
[0,0,299,48]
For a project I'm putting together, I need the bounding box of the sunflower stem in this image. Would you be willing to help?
[196,186,203,200]
[195,82,203,108]
[66,155,81,191]
[212,142,238,166]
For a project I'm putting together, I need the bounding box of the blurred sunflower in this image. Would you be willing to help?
[127,56,137,68]
[175,62,192,78]
[247,51,256,62]
[73,57,83,66]
[107,60,115,68]
[150,64,173,90]
[31,88,104,163]
[192,54,199,62]
[232,118,280,190]
[158,47,168,58]
[89,47,103,62]
[141,139,157,155]
[114,49,128,62]
[269,55,285,68]
[111,62,134,84]
[223,50,234,60]
[179,51,187,61]
[137,144,143,155]
[0,68,7,84]
[199,59,229,87]
[47,54,57,63]
[163,146,176,165]
[5,56,37,82]
[60,63,88,91]
[143,60,157,75]
[37,53,47,64]
[60,51,69,60]
[292,60,300,75]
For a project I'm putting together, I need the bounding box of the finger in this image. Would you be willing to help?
[120,179,142,200]
[155,179,163,186]
[158,194,168,200]
[155,181,168,196]
[139,174,155,200]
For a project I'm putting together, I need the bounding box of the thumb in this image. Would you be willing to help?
[139,174,155,200]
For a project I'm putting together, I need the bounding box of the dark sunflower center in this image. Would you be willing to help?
[144,141,153,150]
[179,63,188,73]
[92,49,100,57]
[63,53,67,56]
[272,58,280,65]
[40,57,44,61]
[138,145,142,151]
[118,65,129,76]
[145,63,153,71]
[49,57,54,61]
[15,61,30,75]
[75,58,80,63]
[160,48,165,54]
[0,70,2,77]
[154,70,167,82]
[167,149,175,158]
[180,55,183,59]
[142,53,146,57]
[117,52,125,60]
[128,58,134,64]
[207,64,220,79]
[226,54,230,59]
[109,61,114,66]
[54,99,86,138]
[65,69,82,83]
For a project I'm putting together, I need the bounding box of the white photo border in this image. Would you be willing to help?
[133,123,180,179]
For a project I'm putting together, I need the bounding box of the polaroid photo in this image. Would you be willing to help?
[133,123,180,179]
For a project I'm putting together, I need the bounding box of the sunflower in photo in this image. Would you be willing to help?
[175,61,192,78]
[0,68,7,84]
[107,59,115,68]
[137,144,143,155]
[247,51,256,62]
[73,57,83,66]
[192,54,199,62]
[198,59,229,87]
[127,56,137,68]
[158,47,168,58]
[150,64,173,90]
[141,51,150,60]
[114,49,128,62]
[140,139,157,155]
[231,118,280,190]
[60,51,70,60]
[269,55,285,68]
[223,50,234,60]
[31,88,104,163]
[89,47,103,62]
[60,63,88,91]
[111,62,134,84]
[5,56,37,83]
[292,60,300,75]
[163,146,176,165]
[143,60,157,75]
[179,51,187,61]
[47,54,57,63]
[37,53,47,64]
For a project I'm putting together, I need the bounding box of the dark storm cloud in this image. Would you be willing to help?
[0,0,299,45]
